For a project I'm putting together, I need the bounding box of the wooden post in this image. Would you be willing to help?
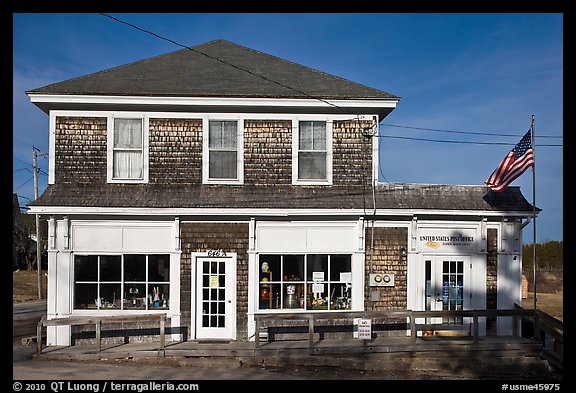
[472,311,479,344]
[96,319,102,352]
[36,319,43,355]
[410,311,416,344]
[254,315,260,349]
[308,315,314,348]
[159,314,165,355]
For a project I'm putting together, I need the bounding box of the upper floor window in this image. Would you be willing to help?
[203,119,244,184]
[107,117,149,183]
[293,120,332,185]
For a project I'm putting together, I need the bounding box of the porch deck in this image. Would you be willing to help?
[36,334,541,360]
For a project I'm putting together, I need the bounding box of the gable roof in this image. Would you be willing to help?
[27,39,399,101]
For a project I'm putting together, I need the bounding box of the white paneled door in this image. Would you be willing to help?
[195,255,236,340]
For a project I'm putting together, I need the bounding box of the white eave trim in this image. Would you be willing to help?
[26,206,536,218]
[27,94,399,110]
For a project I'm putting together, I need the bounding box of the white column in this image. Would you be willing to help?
[247,218,257,341]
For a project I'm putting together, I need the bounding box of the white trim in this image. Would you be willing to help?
[29,94,399,110]
[27,206,537,218]
[48,114,56,184]
[292,118,333,185]
[106,115,149,184]
[49,110,376,122]
[372,115,379,185]
[202,117,244,185]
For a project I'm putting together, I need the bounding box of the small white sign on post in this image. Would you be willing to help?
[354,318,372,340]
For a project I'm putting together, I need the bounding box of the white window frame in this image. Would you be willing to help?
[202,117,244,185]
[292,118,333,185]
[106,115,149,183]
[72,253,171,312]
[257,253,353,312]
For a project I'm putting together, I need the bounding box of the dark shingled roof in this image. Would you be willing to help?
[29,183,537,214]
[26,39,398,101]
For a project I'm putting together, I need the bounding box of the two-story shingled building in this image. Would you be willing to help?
[26,39,536,346]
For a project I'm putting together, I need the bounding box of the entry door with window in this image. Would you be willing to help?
[424,256,470,327]
[194,255,236,340]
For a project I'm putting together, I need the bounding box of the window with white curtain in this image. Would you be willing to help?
[298,121,327,180]
[208,120,238,180]
[112,118,144,180]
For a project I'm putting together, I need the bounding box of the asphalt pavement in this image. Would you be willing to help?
[13,300,47,343]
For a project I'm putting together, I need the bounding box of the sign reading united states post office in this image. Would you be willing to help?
[417,227,478,252]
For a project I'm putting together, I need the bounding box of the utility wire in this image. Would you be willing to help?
[380,123,563,139]
[100,14,563,147]
[379,134,562,147]
[13,177,34,192]
[100,13,357,116]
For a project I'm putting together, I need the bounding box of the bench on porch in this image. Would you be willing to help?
[36,313,168,355]
[254,308,535,349]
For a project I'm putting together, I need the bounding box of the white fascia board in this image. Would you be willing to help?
[26,206,536,218]
[29,94,399,110]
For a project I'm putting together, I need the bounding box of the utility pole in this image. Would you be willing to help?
[33,146,43,300]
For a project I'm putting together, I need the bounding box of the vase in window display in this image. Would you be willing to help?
[284,284,298,308]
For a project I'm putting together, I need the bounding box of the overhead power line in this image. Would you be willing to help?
[380,123,563,139]
[99,13,357,116]
[379,134,562,147]
[100,14,563,149]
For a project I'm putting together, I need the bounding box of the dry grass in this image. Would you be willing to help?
[522,291,563,321]
[13,269,47,303]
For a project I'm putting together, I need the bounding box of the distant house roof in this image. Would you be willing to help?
[27,39,399,102]
[29,183,537,215]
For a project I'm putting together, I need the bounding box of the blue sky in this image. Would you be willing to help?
[12,13,563,242]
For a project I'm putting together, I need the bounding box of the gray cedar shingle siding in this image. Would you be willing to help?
[366,227,408,312]
[149,119,203,184]
[55,117,107,183]
[333,120,373,188]
[42,116,536,213]
[244,120,292,186]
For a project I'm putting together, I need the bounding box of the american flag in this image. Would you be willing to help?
[485,130,534,192]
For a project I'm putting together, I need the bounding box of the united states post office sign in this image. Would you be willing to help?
[417,227,478,253]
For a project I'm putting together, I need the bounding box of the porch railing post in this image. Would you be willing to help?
[36,318,44,355]
[308,315,314,348]
[159,314,166,355]
[410,311,416,344]
[254,315,260,349]
[472,310,479,344]
[96,319,102,352]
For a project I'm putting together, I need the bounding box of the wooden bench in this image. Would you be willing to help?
[36,313,168,356]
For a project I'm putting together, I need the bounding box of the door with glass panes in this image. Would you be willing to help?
[424,255,471,329]
[195,255,236,339]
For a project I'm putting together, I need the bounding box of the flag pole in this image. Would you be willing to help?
[531,114,539,338]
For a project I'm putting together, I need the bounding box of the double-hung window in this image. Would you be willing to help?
[293,120,332,184]
[203,119,243,184]
[107,117,149,183]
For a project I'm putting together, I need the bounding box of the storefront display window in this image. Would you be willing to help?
[259,254,351,311]
[74,254,170,310]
